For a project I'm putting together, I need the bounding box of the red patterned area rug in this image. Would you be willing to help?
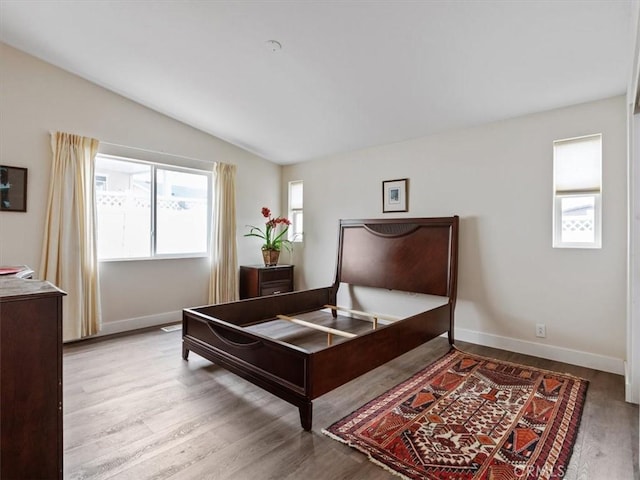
[323,348,588,480]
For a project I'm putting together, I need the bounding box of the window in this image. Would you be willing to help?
[95,154,211,260]
[552,134,602,248]
[288,180,303,242]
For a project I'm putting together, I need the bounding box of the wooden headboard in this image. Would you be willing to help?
[334,216,459,299]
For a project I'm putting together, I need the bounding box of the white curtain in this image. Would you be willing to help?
[40,132,101,341]
[209,162,238,303]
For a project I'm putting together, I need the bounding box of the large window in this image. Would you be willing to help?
[95,154,211,260]
[552,134,602,248]
[288,180,303,242]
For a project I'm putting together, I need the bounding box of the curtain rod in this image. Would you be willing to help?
[99,140,216,165]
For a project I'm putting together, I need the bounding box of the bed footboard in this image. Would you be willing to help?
[182,299,319,430]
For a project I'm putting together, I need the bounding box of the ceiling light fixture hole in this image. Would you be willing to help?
[266,40,282,52]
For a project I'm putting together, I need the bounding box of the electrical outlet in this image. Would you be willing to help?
[535,323,546,338]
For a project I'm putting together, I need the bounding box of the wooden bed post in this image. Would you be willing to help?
[329,220,345,319]
[328,284,339,319]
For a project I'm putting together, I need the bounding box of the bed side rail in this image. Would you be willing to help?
[188,287,335,326]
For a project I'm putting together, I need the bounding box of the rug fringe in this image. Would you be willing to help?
[320,428,347,444]
[321,429,411,480]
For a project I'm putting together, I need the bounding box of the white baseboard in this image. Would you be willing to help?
[97,310,182,337]
[454,327,625,376]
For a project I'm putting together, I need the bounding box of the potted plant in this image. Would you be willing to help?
[245,207,292,266]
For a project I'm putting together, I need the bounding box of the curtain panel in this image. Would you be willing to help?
[209,162,238,303]
[40,132,101,341]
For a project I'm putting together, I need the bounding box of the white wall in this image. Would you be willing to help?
[0,43,281,334]
[283,96,628,374]
[625,0,640,407]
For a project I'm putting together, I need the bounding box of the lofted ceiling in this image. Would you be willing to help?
[0,1,634,164]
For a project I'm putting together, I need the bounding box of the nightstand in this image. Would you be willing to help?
[239,265,294,299]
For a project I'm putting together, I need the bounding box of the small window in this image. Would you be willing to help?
[552,134,602,248]
[288,180,303,242]
[95,154,211,260]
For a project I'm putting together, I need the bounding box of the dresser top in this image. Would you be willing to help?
[0,276,66,300]
[241,264,293,269]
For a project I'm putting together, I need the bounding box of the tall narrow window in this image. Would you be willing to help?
[95,154,211,260]
[288,180,303,242]
[553,134,602,248]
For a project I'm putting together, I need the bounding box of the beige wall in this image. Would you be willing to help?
[283,96,627,372]
[0,42,628,372]
[0,43,281,333]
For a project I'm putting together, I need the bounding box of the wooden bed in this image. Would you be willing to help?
[182,216,459,430]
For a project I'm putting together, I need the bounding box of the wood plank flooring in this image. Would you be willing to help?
[63,327,639,480]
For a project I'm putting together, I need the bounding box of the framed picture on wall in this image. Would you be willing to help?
[0,165,28,212]
[382,178,408,213]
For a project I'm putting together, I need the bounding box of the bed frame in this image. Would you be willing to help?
[182,216,459,430]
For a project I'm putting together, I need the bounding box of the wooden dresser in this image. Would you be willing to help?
[239,265,294,299]
[0,274,65,480]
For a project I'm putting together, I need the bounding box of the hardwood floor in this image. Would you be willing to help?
[63,327,639,480]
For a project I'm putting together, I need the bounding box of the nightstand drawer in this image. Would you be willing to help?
[260,280,291,296]
[261,268,292,282]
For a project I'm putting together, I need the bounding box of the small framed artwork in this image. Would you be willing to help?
[382,178,408,213]
[0,165,28,212]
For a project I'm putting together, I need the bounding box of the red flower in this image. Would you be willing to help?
[245,207,293,252]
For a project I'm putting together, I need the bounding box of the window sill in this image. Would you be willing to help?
[99,253,209,263]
